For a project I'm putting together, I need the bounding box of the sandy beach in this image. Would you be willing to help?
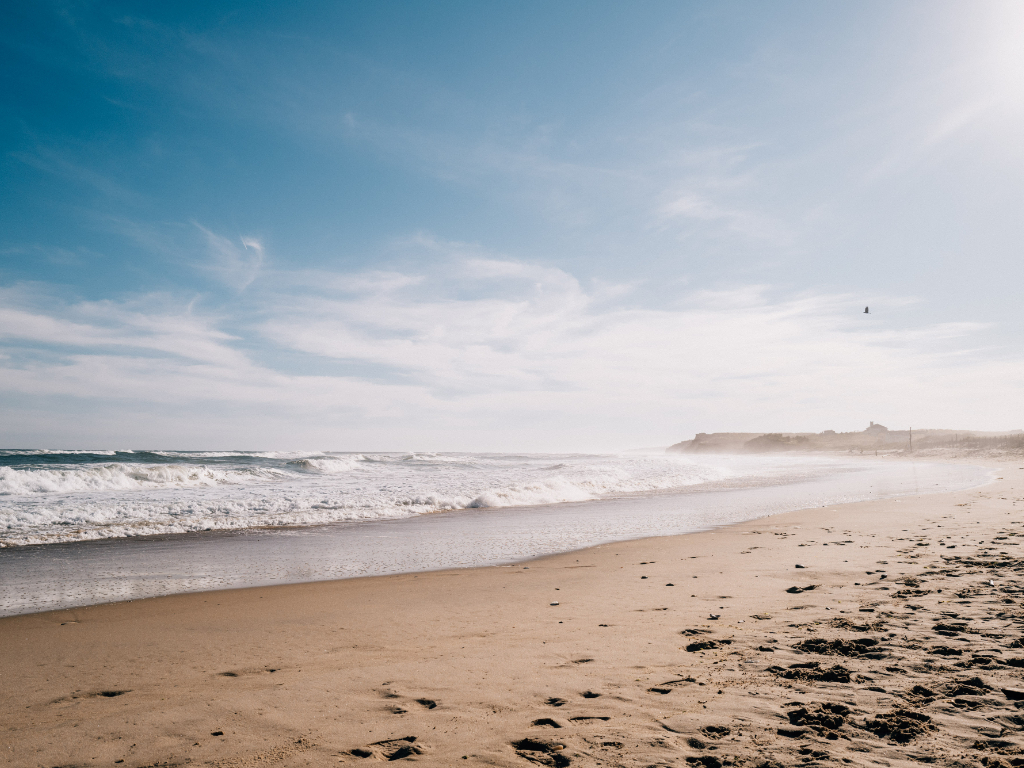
[2,459,1022,768]
[8,3,1024,767]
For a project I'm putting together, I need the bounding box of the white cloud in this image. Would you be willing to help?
[1,255,1022,450]
[658,191,789,243]
[0,287,246,367]
[196,225,263,290]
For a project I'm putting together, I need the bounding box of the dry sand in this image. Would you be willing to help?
[2,460,1023,768]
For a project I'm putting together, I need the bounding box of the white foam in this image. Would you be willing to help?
[288,456,365,473]
[0,451,837,547]
[0,449,119,456]
[0,463,290,495]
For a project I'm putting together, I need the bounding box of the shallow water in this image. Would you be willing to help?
[0,457,992,617]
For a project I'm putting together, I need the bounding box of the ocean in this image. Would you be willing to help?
[0,450,994,616]
[0,449,869,547]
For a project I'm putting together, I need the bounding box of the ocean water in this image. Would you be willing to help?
[1,449,836,547]
[0,451,994,616]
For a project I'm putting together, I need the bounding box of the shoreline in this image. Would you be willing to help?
[1,457,1022,767]
[0,451,987,551]
[0,456,993,617]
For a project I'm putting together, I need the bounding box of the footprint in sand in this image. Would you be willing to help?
[785,703,849,740]
[218,667,280,679]
[792,637,884,658]
[512,738,569,767]
[685,639,731,652]
[863,710,935,743]
[349,736,424,760]
[685,757,724,768]
[769,662,852,683]
[785,584,818,594]
[700,725,730,739]
[46,690,130,705]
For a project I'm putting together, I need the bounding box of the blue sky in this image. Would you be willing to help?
[2,0,1023,450]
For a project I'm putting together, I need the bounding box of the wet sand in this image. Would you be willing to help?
[1,459,1022,768]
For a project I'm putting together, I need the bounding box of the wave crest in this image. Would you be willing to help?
[0,463,288,495]
[0,451,775,546]
[288,457,365,474]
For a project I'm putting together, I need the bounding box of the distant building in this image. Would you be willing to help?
[865,421,888,434]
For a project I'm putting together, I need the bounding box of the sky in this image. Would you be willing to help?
[1,0,1024,451]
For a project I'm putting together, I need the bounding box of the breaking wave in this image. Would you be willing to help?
[0,449,832,547]
[288,456,366,474]
[0,463,289,495]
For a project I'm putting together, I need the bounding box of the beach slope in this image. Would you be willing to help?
[2,463,1023,767]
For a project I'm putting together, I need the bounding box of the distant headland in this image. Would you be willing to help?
[666,422,1024,455]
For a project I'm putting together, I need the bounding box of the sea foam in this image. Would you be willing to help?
[0,463,288,495]
[0,450,820,547]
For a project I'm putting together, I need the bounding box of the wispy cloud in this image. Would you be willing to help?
[196,225,264,291]
[0,290,245,368]
[1,243,1020,449]
[658,192,787,242]
[11,144,145,204]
